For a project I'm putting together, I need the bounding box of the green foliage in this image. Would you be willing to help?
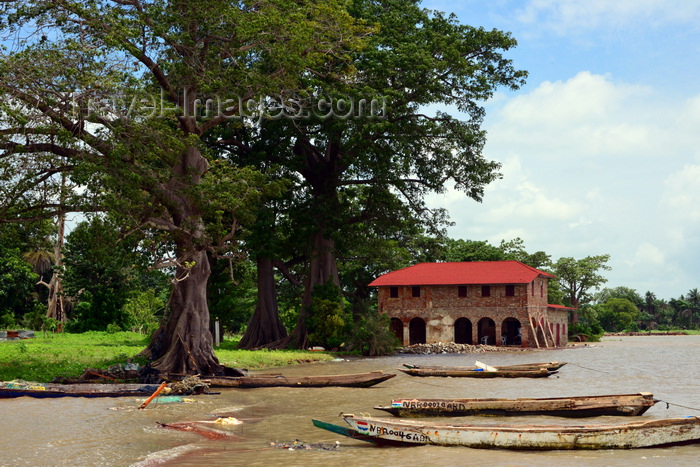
[306,283,351,349]
[20,303,49,331]
[207,258,256,334]
[568,304,604,341]
[61,217,169,332]
[62,218,135,331]
[0,312,16,328]
[594,287,644,308]
[553,254,611,308]
[344,304,400,356]
[596,298,640,332]
[443,239,506,262]
[122,290,164,335]
[0,247,39,323]
[105,322,122,334]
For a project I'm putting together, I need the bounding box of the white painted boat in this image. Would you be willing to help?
[375,392,658,417]
[339,414,700,450]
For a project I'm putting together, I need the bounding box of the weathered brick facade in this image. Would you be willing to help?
[372,262,569,348]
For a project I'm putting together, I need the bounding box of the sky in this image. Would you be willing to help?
[421,0,700,300]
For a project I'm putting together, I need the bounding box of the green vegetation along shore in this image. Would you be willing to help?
[3,330,697,383]
[0,332,335,383]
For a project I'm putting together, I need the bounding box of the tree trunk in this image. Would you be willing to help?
[238,256,288,349]
[289,137,345,348]
[293,231,341,348]
[145,247,223,375]
[142,145,223,375]
[46,171,68,330]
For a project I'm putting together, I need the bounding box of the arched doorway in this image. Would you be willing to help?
[501,317,522,346]
[409,317,426,345]
[390,317,404,345]
[454,317,472,344]
[477,317,495,345]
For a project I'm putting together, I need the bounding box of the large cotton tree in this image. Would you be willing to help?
[0,0,363,374]
[227,0,528,348]
[554,255,612,310]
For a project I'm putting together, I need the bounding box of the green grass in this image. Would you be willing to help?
[0,331,335,382]
[214,337,335,370]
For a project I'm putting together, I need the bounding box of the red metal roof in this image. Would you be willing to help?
[547,304,577,310]
[368,261,554,287]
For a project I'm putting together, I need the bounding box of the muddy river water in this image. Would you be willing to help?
[1,335,699,466]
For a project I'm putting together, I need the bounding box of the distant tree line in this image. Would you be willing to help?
[4,216,695,350]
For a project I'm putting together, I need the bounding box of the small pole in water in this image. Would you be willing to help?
[139,382,168,410]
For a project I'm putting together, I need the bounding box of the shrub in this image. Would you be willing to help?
[0,312,16,328]
[123,289,163,335]
[344,306,399,356]
[306,283,350,349]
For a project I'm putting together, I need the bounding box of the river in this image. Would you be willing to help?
[1,335,699,466]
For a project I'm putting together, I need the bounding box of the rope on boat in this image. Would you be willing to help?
[567,362,611,374]
[655,399,700,413]
[405,378,457,389]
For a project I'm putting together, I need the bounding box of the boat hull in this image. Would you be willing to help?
[200,371,396,388]
[0,381,164,399]
[375,393,657,418]
[403,361,567,372]
[399,368,554,378]
[340,414,700,450]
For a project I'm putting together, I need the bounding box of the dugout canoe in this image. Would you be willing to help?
[193,370,396,388]
[403,361,567,372]
[0,380,168,399]
[332,414,700,450]
[311,419,411,447]
[398,367,554,378]
[374,392,658,418]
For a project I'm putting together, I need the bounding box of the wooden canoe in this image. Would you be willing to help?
[375,392,658,417]
[403,361,567,372]
[0,381,167,399]
[196,370,396,388]
[336,414,700,450]
[399,367,554,378]
[311,419,410,447]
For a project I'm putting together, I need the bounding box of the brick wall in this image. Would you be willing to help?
[379,278,557,347]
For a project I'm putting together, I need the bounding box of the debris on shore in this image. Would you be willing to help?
[269,440,340,451]
[398,342,531,354]
[604,331,687,337]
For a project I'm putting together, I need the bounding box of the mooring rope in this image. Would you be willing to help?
[656,400,700,413]
[401,375,454,389]
[567,362,612,374]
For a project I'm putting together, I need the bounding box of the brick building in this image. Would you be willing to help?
[370,261,569,348]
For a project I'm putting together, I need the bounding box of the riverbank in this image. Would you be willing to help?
[0,331,336,382]
[3,329,694,383]
[604,331,695,336]
[398,342,535,354]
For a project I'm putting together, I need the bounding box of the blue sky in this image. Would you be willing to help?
[422,0,700,300]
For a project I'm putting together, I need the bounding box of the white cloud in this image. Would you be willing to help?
[632,242,666,266]
[490,71,665,160]
[431,71,700,298]
[516,0,700,34]
[662,164,700,221]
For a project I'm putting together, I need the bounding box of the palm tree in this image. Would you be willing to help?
[644,291,657,328]
[686,288,700,329]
